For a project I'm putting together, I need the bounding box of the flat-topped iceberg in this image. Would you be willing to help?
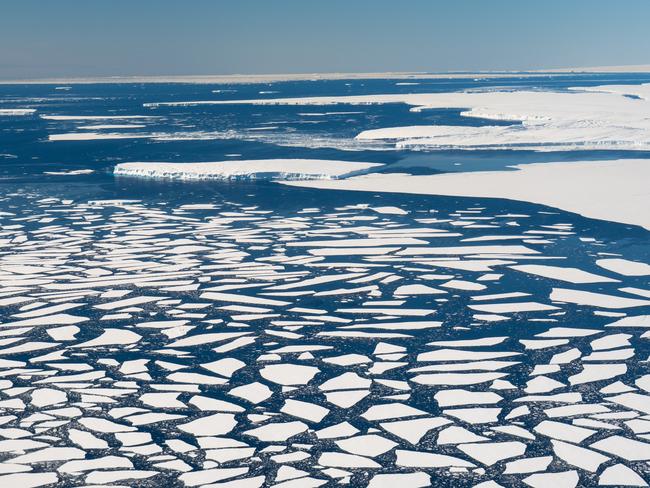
[0,108,36,116]
[114,159,382,181]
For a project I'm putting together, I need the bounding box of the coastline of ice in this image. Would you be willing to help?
[147,84,650,152]
[356,124,650,152]
[114,159,382,181]
[282,159,650,230]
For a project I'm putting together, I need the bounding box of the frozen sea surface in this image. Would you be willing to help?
[0,75,649,487]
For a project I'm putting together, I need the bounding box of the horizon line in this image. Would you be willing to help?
[1,64,650,85]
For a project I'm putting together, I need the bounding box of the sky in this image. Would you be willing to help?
[1,0,649,79]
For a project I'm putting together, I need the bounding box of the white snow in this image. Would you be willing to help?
[395,449,475,468]
[114,159,381,181]
[283,159,650,230]
[0,109,36,116]
[178,413,237,436]
[244,421,308,442]
[260,363,320,385]
[523,471,579,488]
[590,435,650,461]
[188,86,650,152]
[596,258,650,276]
[550,288,650,309]
[598,463,648,486]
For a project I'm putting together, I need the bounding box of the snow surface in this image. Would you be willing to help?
[144,84,650,152]
[114,159,381,181]
[282,159,650,230]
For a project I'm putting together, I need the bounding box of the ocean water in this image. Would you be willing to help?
[4,73,650,181]
[0,75,650,487]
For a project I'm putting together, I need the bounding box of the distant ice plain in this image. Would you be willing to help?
[124,81,650,230]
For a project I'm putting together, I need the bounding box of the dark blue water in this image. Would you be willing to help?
[3,73,650,182]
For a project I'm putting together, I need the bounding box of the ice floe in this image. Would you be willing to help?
[114,159,381,181]
[0,192,647,487]
[284,159,650,230]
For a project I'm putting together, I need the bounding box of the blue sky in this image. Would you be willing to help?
[1,0,649,79]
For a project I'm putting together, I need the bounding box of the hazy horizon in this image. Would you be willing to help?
[2,0,649,80]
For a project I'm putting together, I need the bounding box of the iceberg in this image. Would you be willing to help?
[0,109,36,116]
[114,159,382,181]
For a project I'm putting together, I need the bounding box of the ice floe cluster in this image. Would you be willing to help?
[147,83,650,152]
[0,194,649,487]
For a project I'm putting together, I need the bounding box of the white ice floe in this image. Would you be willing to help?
[78,124,146,129]
[178,467,250,487]
[318,452,381,468]
[0,109,36,116]
[114,159,381,181]
[510,264,619,284]
[536,327,602,338]
[336,434,397,457]
[283,159,650,230]
[468,302,559,313]
[49,132,150,141]
[395,449,475,468]
[443,407,501,424]
[367,472,431,488]
[598,463,648,486]
[0,473,59,487]
[72,329,141,348]
[43,169,94,176]
[458,441,526,466]
[434,390,501,407]
[596,258,650,276]
[281,399,329,423]
[590,435,650,461]
[394,284,446,295]
[523,470,579,488]
[551,440,609,472]
[550,288,650,309]
[436,426,488,445]
[534,420,596,443]
[569,364,627,385]
[244,421,308,442]
[178,413,237,436]
[316,422,359,440]
[42,115,156,120]
[606,315,650,328]
[362,403,427,421]
[260,364,320,385]
[503,456,552,474]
